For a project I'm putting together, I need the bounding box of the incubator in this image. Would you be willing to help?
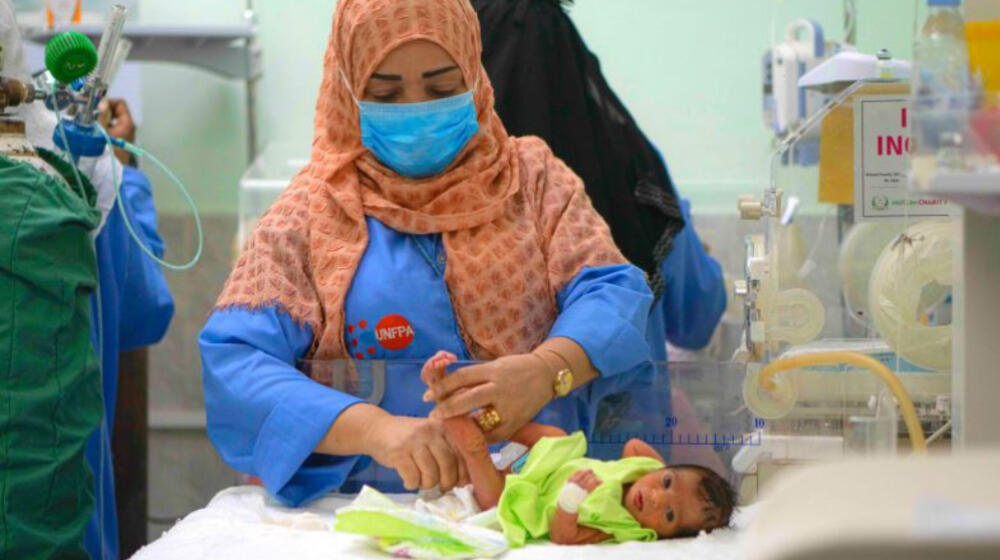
[299,349,950,508]
[722,0,999,500]
[296,336,950,504]
[298,359,754,494]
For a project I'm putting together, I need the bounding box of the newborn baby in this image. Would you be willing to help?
[422,352,736,546]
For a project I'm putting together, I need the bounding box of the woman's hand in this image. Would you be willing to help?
[366,414,468,492]
[425,353,553,443]
[97,98,136,166]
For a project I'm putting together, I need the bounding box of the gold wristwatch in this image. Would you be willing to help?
[553,368,573,398]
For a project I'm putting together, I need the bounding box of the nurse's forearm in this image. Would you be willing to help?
[533,337,599,393]
[315,402,390,456]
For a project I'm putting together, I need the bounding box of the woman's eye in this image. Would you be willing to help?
[665,508,675,523]
[662,475,672,489]
[428,87,458,98]
[369,90,400,102]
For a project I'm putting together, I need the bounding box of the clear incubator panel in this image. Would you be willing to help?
[732,0,967,496]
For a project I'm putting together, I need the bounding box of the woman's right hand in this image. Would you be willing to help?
[366,414,467,492]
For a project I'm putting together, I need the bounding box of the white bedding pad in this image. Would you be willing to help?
[132,486,749,560]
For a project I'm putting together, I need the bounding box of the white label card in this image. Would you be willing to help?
[853,95,954,221]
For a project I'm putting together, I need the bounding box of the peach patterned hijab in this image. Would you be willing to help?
[216,0,627,362]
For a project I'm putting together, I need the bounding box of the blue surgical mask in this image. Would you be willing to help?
[358,92,479,178]
[349,84,480,178]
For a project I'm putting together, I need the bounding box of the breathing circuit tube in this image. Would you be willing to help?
[749,351,927,454]
[47,81,204,271]
[97,124,204,270]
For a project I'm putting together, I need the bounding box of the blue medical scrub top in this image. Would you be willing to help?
[646,199,726,359]
[84,167,174,560]
[580,198,726,462]
[646,147,725,358]
[200,217,654,506]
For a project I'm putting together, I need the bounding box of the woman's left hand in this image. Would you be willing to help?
[425,353,553,442]
[98,98,136,165]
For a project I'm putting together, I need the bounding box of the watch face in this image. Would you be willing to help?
[556,369,573,396]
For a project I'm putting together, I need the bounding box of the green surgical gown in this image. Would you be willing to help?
[0,150,100,559]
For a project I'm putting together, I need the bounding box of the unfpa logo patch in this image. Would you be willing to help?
[347,314,414,359]
[376,314,415,351]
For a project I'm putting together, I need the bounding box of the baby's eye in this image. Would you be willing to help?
[662,475,672,489]
[665,507,675,523]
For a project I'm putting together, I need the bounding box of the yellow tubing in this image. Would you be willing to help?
[758,351,928,454]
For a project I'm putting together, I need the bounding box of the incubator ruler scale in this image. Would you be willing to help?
[588,424,766,449]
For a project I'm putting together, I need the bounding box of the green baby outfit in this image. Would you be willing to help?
[497,431,663,546]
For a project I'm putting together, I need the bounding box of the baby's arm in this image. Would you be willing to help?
[622,438,667,462]
[550,470,613,545]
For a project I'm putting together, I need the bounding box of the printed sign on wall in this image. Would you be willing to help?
[853,95,954,221]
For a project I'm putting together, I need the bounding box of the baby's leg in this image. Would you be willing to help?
[509,423,567,448]
[444,420,569,509]
[422,352,502,506]
[427,353,568,509]
[421,350,458,390]
[443,416,504,510]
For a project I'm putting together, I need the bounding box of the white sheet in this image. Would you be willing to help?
[132,486,750,560]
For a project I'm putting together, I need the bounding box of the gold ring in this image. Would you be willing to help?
[474,406,502,432]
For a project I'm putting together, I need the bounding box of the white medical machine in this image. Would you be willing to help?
[762,18,854,166]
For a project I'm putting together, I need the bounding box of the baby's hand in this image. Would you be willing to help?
[568,469,601,493]
[421,351,458,402]
[558,470,602,515]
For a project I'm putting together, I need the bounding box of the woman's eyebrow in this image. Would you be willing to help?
[370,73,402,81]
[422,65,459,78]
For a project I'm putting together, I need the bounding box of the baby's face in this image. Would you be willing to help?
[623,467,716,538]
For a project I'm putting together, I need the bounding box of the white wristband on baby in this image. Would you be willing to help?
[557,482,589,514]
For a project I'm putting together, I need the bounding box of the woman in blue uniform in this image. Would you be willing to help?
[86,100,175,560]
[647,200,726,359]
[200,0,654,507]
[1,7,173,555]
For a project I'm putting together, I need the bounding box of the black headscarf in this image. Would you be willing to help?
[473,0,685,299]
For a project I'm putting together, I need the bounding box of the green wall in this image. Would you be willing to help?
[568,0,919,212]
[127,0,920,215]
